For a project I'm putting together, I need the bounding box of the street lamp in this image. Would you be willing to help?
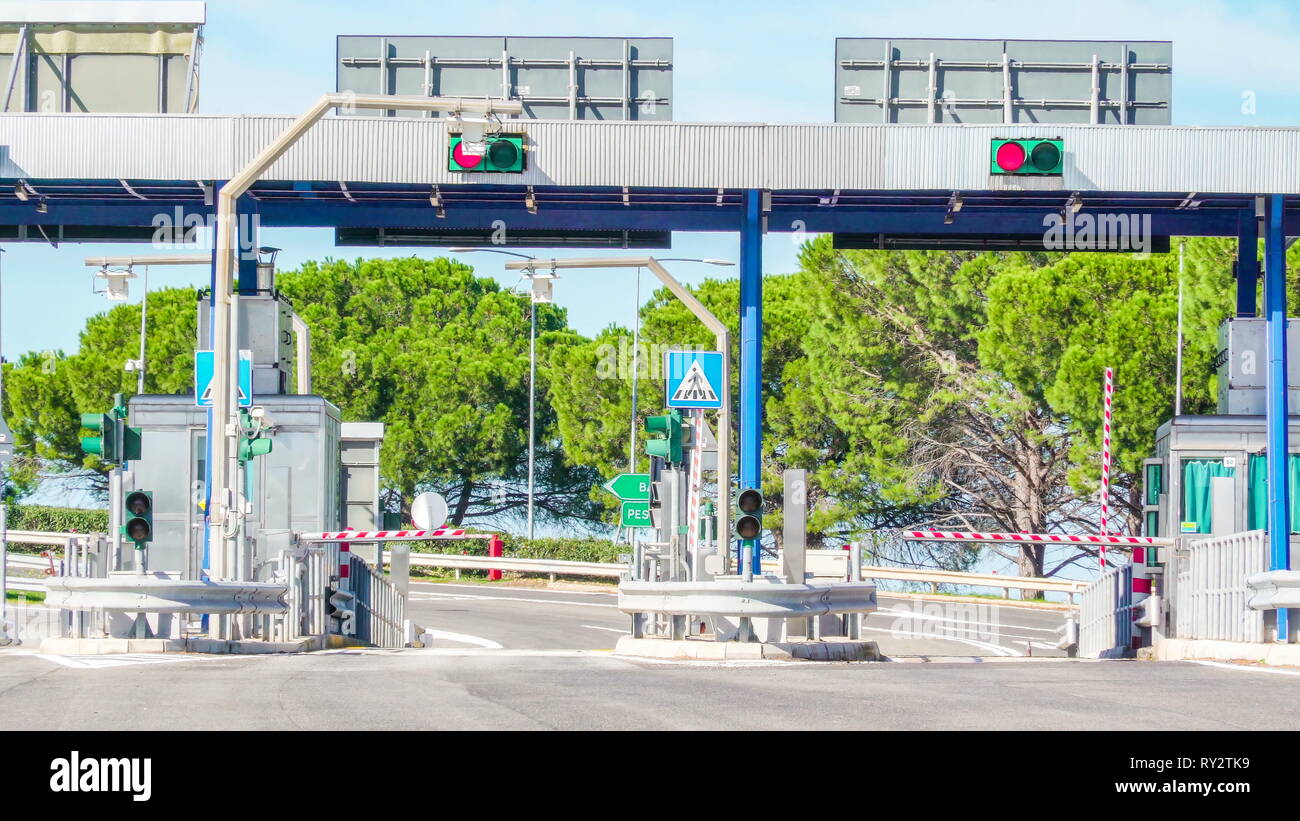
[450,247,556,543]
[624,258,732,472]
[500,256,737,563]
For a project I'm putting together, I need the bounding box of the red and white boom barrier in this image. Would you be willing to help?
[297,529,506,581]
[901,530,1174,548]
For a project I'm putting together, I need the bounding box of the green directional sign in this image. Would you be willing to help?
[621,501,653,529]
[604,472,651,502]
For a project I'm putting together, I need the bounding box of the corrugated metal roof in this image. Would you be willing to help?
[1,114,1298,194]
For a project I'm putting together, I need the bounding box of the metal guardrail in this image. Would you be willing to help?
[44,575,288,615]
[763,553,1086,601]
[1247,570,1300,610]
[618,579,879,618]
[1078,564,1133,658]
[280,545,335,641]
[1172,530,1267,643]
[401,551,625,579]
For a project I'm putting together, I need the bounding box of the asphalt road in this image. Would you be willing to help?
[404,581,1072,658]
[2,581,1295,730]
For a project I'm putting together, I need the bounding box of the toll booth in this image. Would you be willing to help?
[122,258,387,579]
[1146,317,1300,567]
[125,394,342,577]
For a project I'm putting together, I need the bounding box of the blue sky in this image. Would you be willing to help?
[3,0,1300,363]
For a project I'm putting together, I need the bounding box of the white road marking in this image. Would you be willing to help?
[1011,640,1062,651]
[580,624,627,634]
[1187,659,1300,677]
[420,629,503,650]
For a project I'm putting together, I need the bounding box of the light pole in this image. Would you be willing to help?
[449,247,556,542]
[501,256,736,562]
[205,94,523,590]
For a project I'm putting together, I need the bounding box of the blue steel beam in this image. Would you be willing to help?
[0,202,1278,237]
[1263,193,1291,642]
[1237,210,1260,316]
[738,189,763,574]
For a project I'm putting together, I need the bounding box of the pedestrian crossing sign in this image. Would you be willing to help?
[665,350,724,409]
[195,350,253,408]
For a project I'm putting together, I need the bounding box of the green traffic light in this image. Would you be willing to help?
[79,412,116,461]
[644,409,683,463]
[239,437,273,461]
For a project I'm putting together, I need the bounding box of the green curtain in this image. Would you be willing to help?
[1246,454,1300,533]
[1182,459,1235,534]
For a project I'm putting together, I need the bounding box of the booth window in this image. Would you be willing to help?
[1246,454,1300,533]
[1181,459,1235,534]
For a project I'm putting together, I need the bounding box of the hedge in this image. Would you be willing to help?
[6,505,109,534]
[410,533,623,564]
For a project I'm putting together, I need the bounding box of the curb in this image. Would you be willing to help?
[37,634,367,656]
[1141,638,1300,667]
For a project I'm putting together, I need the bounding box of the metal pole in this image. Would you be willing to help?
[137,266,148,395]
[1175,242,1185,416]
[1263,193,1291,642]
[628,267,641,471]
[739,190,764,576]
[205,93,523,578]
[527,298,536,542]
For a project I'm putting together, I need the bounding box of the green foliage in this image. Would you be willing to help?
[408,534,622,564]
[276,257,600,526]
[6,504,108,533]
[2,288,199,497]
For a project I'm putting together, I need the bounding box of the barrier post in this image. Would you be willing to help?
[488,535,503,581]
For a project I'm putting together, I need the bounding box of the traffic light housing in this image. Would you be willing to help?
[645,409,683,464]
[122,424,143,462]
[79,412,115,460]
[735,488,764,540]
[237,408,273,462]
[123,490,153,544]
[448,134,527,173]
[990,137,1063,175]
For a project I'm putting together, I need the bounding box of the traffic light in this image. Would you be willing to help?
[645,409,683,464]
[237,408,273,462]
[990,137,1063,175]
[79,412,116,461]
[123,490,153,544]
[122,424,143,462]
[735,488,764,540]
[448,133,527,173]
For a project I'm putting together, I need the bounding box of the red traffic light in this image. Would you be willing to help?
[451,141,484,170]
[994,141,1026,172]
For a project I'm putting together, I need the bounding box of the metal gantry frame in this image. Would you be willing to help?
[0,116,1295,634]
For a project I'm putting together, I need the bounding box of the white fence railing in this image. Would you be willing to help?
[1172,530,1268,643]
[348,553,406,648]
[1078,564,1133,658]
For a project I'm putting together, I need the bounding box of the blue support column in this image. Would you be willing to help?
[739,189,763,573]
[1237,210,1259,316]
[1263,194,1291,641]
